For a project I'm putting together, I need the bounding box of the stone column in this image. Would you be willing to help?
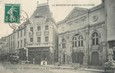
[83,53,88,66]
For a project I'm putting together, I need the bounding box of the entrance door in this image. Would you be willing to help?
[71,52,78,63]
[35,54,41,64]
[19,48,26,61]
[28,47,50,64]
[91,52,99,66]
[78,52,84,64]
[63,54,65,63]
[71,52,84,64]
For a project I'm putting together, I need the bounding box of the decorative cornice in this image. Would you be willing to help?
[58,21,105,35]
[89,3,104,12]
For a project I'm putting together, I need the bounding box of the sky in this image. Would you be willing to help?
[0,0,101,38]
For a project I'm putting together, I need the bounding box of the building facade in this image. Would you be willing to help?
[1,0,115,66]
[4,3,58,64]
[58,0,115,66]
[0,37,7,61]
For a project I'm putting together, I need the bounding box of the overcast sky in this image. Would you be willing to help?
[0,0,101,38]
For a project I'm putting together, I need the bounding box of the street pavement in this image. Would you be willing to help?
[0,62,104,73]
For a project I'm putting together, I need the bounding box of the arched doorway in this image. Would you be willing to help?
[71,52,84,64]
[91,52,99,66]
[71,52,78,63]
[78,52,84,64]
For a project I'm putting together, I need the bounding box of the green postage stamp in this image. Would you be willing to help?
[4,4,20,23]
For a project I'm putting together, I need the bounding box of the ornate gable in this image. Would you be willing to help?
[65,7,88,21]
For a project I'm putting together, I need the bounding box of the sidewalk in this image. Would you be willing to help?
[42,65,104,72]
[0,65,13,73]
[42,65,74,69]
[78,68,104,72]
[0,62,105,72]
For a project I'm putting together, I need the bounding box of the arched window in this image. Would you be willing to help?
[78,36,83,47]
[92,32,99,45]
[72,34,83,47]
[72,37,77,47]
[62,39,66,48]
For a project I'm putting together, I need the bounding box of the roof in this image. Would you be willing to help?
[89,3,104,12]
[58,7,89,25]
[30,3,51,21]
[13,3,54,33]
[57,3,104,25]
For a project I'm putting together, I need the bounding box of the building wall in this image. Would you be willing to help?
[58,3,107,65]
[0,37,10,61]
[105,0,115,41]
[2,4,58,64]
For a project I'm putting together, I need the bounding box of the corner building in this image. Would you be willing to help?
[25,4,58,64]
[5,3,58,64]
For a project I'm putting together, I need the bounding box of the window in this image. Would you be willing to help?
[37,26,41,31]
[24,29,26,36]
[24,39,26,46]
[21,30,22,37]
[78,36,83,47]
[72,34,83,47]
[18,32,19,38]
[11,42,12,48]
[37,37,41,43]
[45,36,49,42]
[45,25,49,30]
[30,38,33,42]
[30,27,33,32]
[18,41,19,48]
[62,39,66,48]
[30,27,34,36]
[72,37,77,47]
[8,42,10,47]
[21,40,22,47]
[92,32,99,45]
[13,41,14,48]
[7,43,8,47]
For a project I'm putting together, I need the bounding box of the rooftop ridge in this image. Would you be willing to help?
[37,3,48,8]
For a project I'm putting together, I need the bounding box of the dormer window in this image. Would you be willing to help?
[30,27,33,32]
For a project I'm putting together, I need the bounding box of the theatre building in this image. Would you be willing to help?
[5,3,58,64]
[58,0,115,66]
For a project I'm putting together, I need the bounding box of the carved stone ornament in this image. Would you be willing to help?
[92,15,98,22]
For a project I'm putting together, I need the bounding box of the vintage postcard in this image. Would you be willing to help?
[0,0,115,73]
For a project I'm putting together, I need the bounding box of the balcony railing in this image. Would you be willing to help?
[29,32,34,37]
[91,45,99,51]
[26,42,53,47]
[36,31,41,36]
[72,47,84,52]
[44,31,49,35]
